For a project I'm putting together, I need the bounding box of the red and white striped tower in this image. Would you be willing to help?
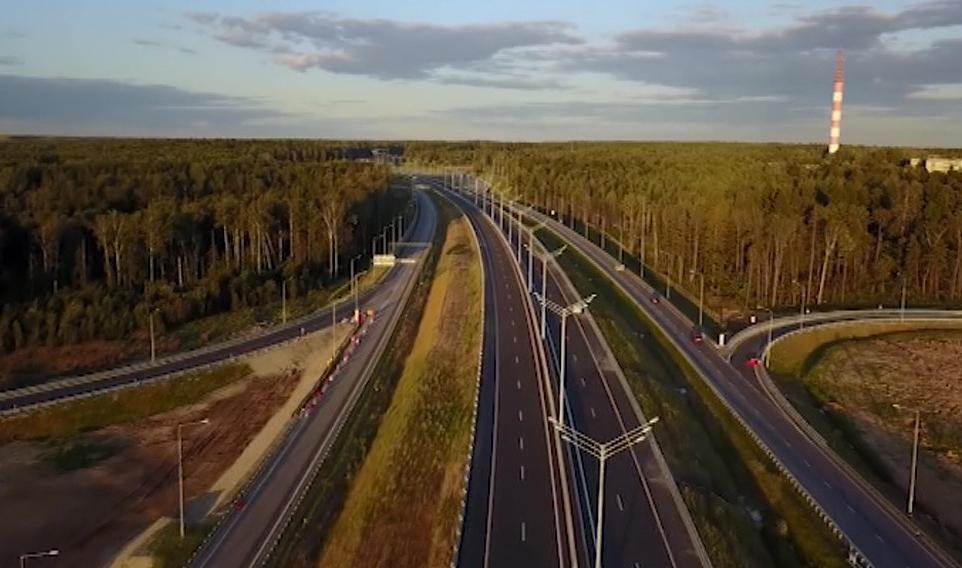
[827,49,844,154]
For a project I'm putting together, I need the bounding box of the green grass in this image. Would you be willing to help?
[265,193,452,568]
[318,204,483,568]
[41,438,125,473]
[148,521,216,568]
[770,329,962,561]
[0,363,252,442]
[537,228,847,568]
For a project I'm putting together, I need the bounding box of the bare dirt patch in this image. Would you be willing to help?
[806,330,962,541]
[0,367,300,567]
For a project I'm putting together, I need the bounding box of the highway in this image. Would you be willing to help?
[447,182,707,568]
[521,204,958,568]
[189,190,436,567]
[532,237,708,568]
[439,184,575,568]
[0,209,415,415]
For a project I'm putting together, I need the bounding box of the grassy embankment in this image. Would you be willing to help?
[536,228,847,568]
[770,326,962,560]
[266,194,462,567]
[0,363,252,443]
[317,200,482,567]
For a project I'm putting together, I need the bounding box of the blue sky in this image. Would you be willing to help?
[1,0,961,145]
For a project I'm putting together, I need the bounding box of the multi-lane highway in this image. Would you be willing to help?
[521,203,958,568]
[447,181,707,568]
[440,185,576,568]
[189,190,436,567]
[532,238,708,568]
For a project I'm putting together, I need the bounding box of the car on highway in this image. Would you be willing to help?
[746,357,762,368]
[690,326,704,343]
[650,293,661,304]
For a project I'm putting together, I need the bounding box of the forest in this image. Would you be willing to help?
[408,141,962,317]
[0,138,396,355]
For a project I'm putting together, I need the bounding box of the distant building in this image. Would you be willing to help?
[910,156,962,173]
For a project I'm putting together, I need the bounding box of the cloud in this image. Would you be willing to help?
[554,1,962,121]
[0,56,22,66]
[0,74,293,136]
[132,37,198,55]
[186,11,582,86]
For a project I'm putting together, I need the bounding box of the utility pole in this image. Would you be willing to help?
[529,245,567,339]
[537,293,596,427]
[350,254,361,320]
[552,417,659,568]
[893,404,921,516]
[901,276,907,322]
[178,418,209,538]
[149,309,157,363]
[281,280,288,324]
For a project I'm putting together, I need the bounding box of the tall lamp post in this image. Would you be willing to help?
[758,307,775,366]
[19,550,59,568]
[536,292,596,427]
[178,418,210,537]
[551,417,659,568]
[350,254,362,319]
[529,245,567,339]
[149,308,159,363]
[522,221,547,291]
[892,404,922,516]
[690,270,705,327]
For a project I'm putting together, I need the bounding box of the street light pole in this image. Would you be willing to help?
[19,550,59,568]
[149,309,157,363]
[281,280,287,324]
[178,418,210,538]
[759,307,775,366]
[552,417,659,568]
[529,245,567,339]
[893,404,921,516]
[537,293,596,427]
[901,276,907,322]
[350,254,361,319]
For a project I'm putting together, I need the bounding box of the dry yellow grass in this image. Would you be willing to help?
[769,320,962,377]
[317,214,483,568]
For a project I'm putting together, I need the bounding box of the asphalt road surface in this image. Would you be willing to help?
[190,190,437,568]
[531,236,707,568]
[528,207,957,568]
[439,186,574,568]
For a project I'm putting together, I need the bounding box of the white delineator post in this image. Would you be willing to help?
[828,49,844,154]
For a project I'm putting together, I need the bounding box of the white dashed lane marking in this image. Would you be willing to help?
[520,465,525,480]
[580,377,586,387]
[519,436,524,450]
[521,522,526,542]
[589,407,596,418]
[516,380,522,390]
[616,494,624,512]
[518,410,523,422]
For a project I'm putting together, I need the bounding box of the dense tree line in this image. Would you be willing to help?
[0,139,395,353]
[408,141,962,314]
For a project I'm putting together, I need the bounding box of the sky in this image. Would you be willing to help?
[1,0,961,146]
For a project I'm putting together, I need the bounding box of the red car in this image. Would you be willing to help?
[746,357,762,368]
[690,326,704,343]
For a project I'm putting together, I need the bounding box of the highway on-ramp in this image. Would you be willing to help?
[523,204,957,568]
[189,190,437,568]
